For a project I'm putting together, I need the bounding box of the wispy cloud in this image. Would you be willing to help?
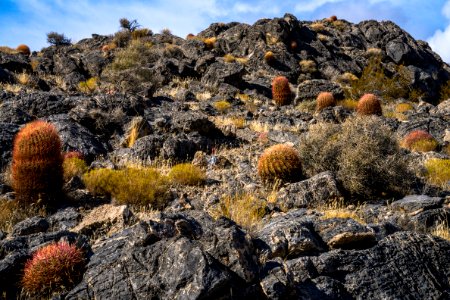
[428,1,450,63]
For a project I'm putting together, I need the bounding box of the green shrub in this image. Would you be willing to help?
[168,163,205,185]
[12,120,63,205]
[22,241,85,297]
[298,116,415,200]
[63,157,88,181]
[424,159,450,189]
[83,167,170,208]
[258,144,302,185]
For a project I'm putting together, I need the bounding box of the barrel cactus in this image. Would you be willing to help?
[12,120,63,205]
[271,76,292,106]
[356,93,382,116]
[316,92,336,111]
[257,144,302,184]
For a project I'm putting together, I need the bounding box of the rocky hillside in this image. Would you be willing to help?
[0,14,449,299]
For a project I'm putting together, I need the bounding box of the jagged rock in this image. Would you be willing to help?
[71,204,135,238]
[295,79,344,103]
[390,194,444,213]
[277,172,342,209]
[254,209,326,260]
[0,102,33,124]
[201,61,246,88]
[0,123,20,169]
[397,114,449,142]
[10,92,77,118]
[0,67,14,83]
[170,111,222,137]
[48,207,82,231]
[288,231,450,299]
[315,106,353,123]
[313,218,376,250]
[0,52,31,73]
[259,258,293,299]
[11,216,49,237]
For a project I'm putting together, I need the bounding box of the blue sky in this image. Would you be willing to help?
[1,0,450,62]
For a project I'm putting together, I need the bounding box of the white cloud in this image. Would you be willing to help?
[294,0,345,12]
[428,1,450,63]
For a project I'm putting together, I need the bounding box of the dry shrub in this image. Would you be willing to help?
[310,22,325,32]
[131,28,151,40]
[214,100,231,113]
[223,53,236,63]
[63,157,88,181]
[16,72,30,85]
[203,37,217,49]
[395,102,414,113]
[83,167,170,208]
[337,99,358,110]
[299,116,415,200]
[296,99,316,113]
[0,198,47,232]
[337,72,358,85]
[316,92,336,111]
[401,130,438,152]
[318,198,365,224]
[168,163,205,185]
[332,20,346,31]
[431,219,450,240]
[299,59,317,73]
[210,192,267,231]
[78,77,97,93]
[424,158,450,189]
[22,241,85,297]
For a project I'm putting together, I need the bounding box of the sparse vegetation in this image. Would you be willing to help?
[22,241,85,297]
[78,77,98,93]
[63,157,88,181]
[424,158,450,189]
[223,53,236,63]
[299,116,415,200]
[46,32,71,46]
[214,100,232,113]
[0,198,47,232]
[310,22,326,32]
[299,59,317,73]
[264,51,275,63]
[401,130,438,152]
[168,163,206,186]
[119,18,140,32]
[203,37,217,49]
[83,167,170,208]
[316,92,336,111]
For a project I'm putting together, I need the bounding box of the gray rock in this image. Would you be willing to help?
[390,195,444,213]
[11,216,49,237]
[295,80,344,103]
[0,123,20,169]
[277,172,342,209]
[201,61,246,88]
[48,207,82,231]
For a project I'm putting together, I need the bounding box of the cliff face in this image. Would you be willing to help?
[0,14,449,299]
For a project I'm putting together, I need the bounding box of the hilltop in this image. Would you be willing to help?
[0,14,449,299]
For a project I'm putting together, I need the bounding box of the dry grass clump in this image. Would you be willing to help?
[83,167,170,208]
[63,158,88,181]
[439,79,450,103]
[203,37,217,49]
[210,192,267,231]
[318,198,365,224]
[214,100,232,113]
[337,72,358,85]
[431,219,450,240]
[22,241,85,297]
[299,116,415,200]
[0,198,47,232]
[131,28,152,40]
[316,92,336,111]
[310,22,326,32]
[401,130,438,152]
[0,46,19,54]
[78,77,98,93]
[223,53,236,63]
[395,102,414,113]
[337,99,358,110]
[16,72,31,85]
[299,59,317,73]
[296,100,317,113]
[332,20,346,31]
[168,163,205,186]
[424,159,450,189]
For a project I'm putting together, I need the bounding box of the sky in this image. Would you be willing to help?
[1,0,450,63]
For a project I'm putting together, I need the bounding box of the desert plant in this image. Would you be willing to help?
[83,167,170,208]
[78,77,98,93]
[46,32,71,46]
[257,144,302,184]
[63,157,88,181]
[0,198,47,232]
[214,100,231,113]
[223,53,236,63]
[337,99,358,110]
[424,158,450,189]
[64,151,84,160]
[299,59,317,73]
[439,79,450,103]
[401,130,438,152]
[210,192,267,231]
[316,92,336,111]
[310,22,325,32]
[203,37,216,49]
[395,102,414,113]
[22,241,85,297]
[12,120,63,205]
[271,76,292,106]
[168,163,206,185]
[131,28,152,40]
[119,18,140,32]
[264,51,275,63]
[16,44,30,56]
[113,30,132,47]
[298,116,415,200]
[356,93,382,116]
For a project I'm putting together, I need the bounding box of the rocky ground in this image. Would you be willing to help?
[0,14,449,299]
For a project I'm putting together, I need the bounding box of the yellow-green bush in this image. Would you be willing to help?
[83,167,170,207]
[424,159,450,189]
[168,163,205,186]
[63,157,88,181]
[78,77,97,93]
[214,100,231,113]
[210,192,267,230]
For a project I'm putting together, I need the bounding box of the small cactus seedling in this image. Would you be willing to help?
[12,120,63,205]
[316,92,336,111]
[272,76,292,106]
[356,93,382,116]
[258,144,302,184]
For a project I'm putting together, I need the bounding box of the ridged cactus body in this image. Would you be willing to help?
[316,92,336,111]
[357,93,382,116]
[12,120,63,204]
[271,76,292,106]
[257,144,302,184]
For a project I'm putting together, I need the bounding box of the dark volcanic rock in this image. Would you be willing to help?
[295,79,344,103]
[11,216,49,237]
[0,123,20,169]
[390,194,444,213]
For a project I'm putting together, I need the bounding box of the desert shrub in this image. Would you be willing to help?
[337,99,358,110]
[210,192,267,231]
[113,30,131,47]
[272,76,292,106]
[332,20,346,31]
[310,22,325,32]
[401,130,438,152]
[168,163,205,185]
[16,44,30,56]
[78,77,97,93]
[298,116,415,200]
[63,158,88,181]
[395,102,414,113]
[12,120,63,205]
[83,167,170,208]
[131,28,152,40]
[424,158,450,189]
[337,72,358,85]
[46,32,71,46]
[22,241,85,297]
[203,37,216,49]
[316,92,336,111]
[357,93,382,116]
[299,59,317,73]
[264,51,275,63]
[223,53,236,63]
[64,151,84,160]
[258,144,302,185]
[119,18,140,32]
[214,100,231,113]
[0,198,46,232]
